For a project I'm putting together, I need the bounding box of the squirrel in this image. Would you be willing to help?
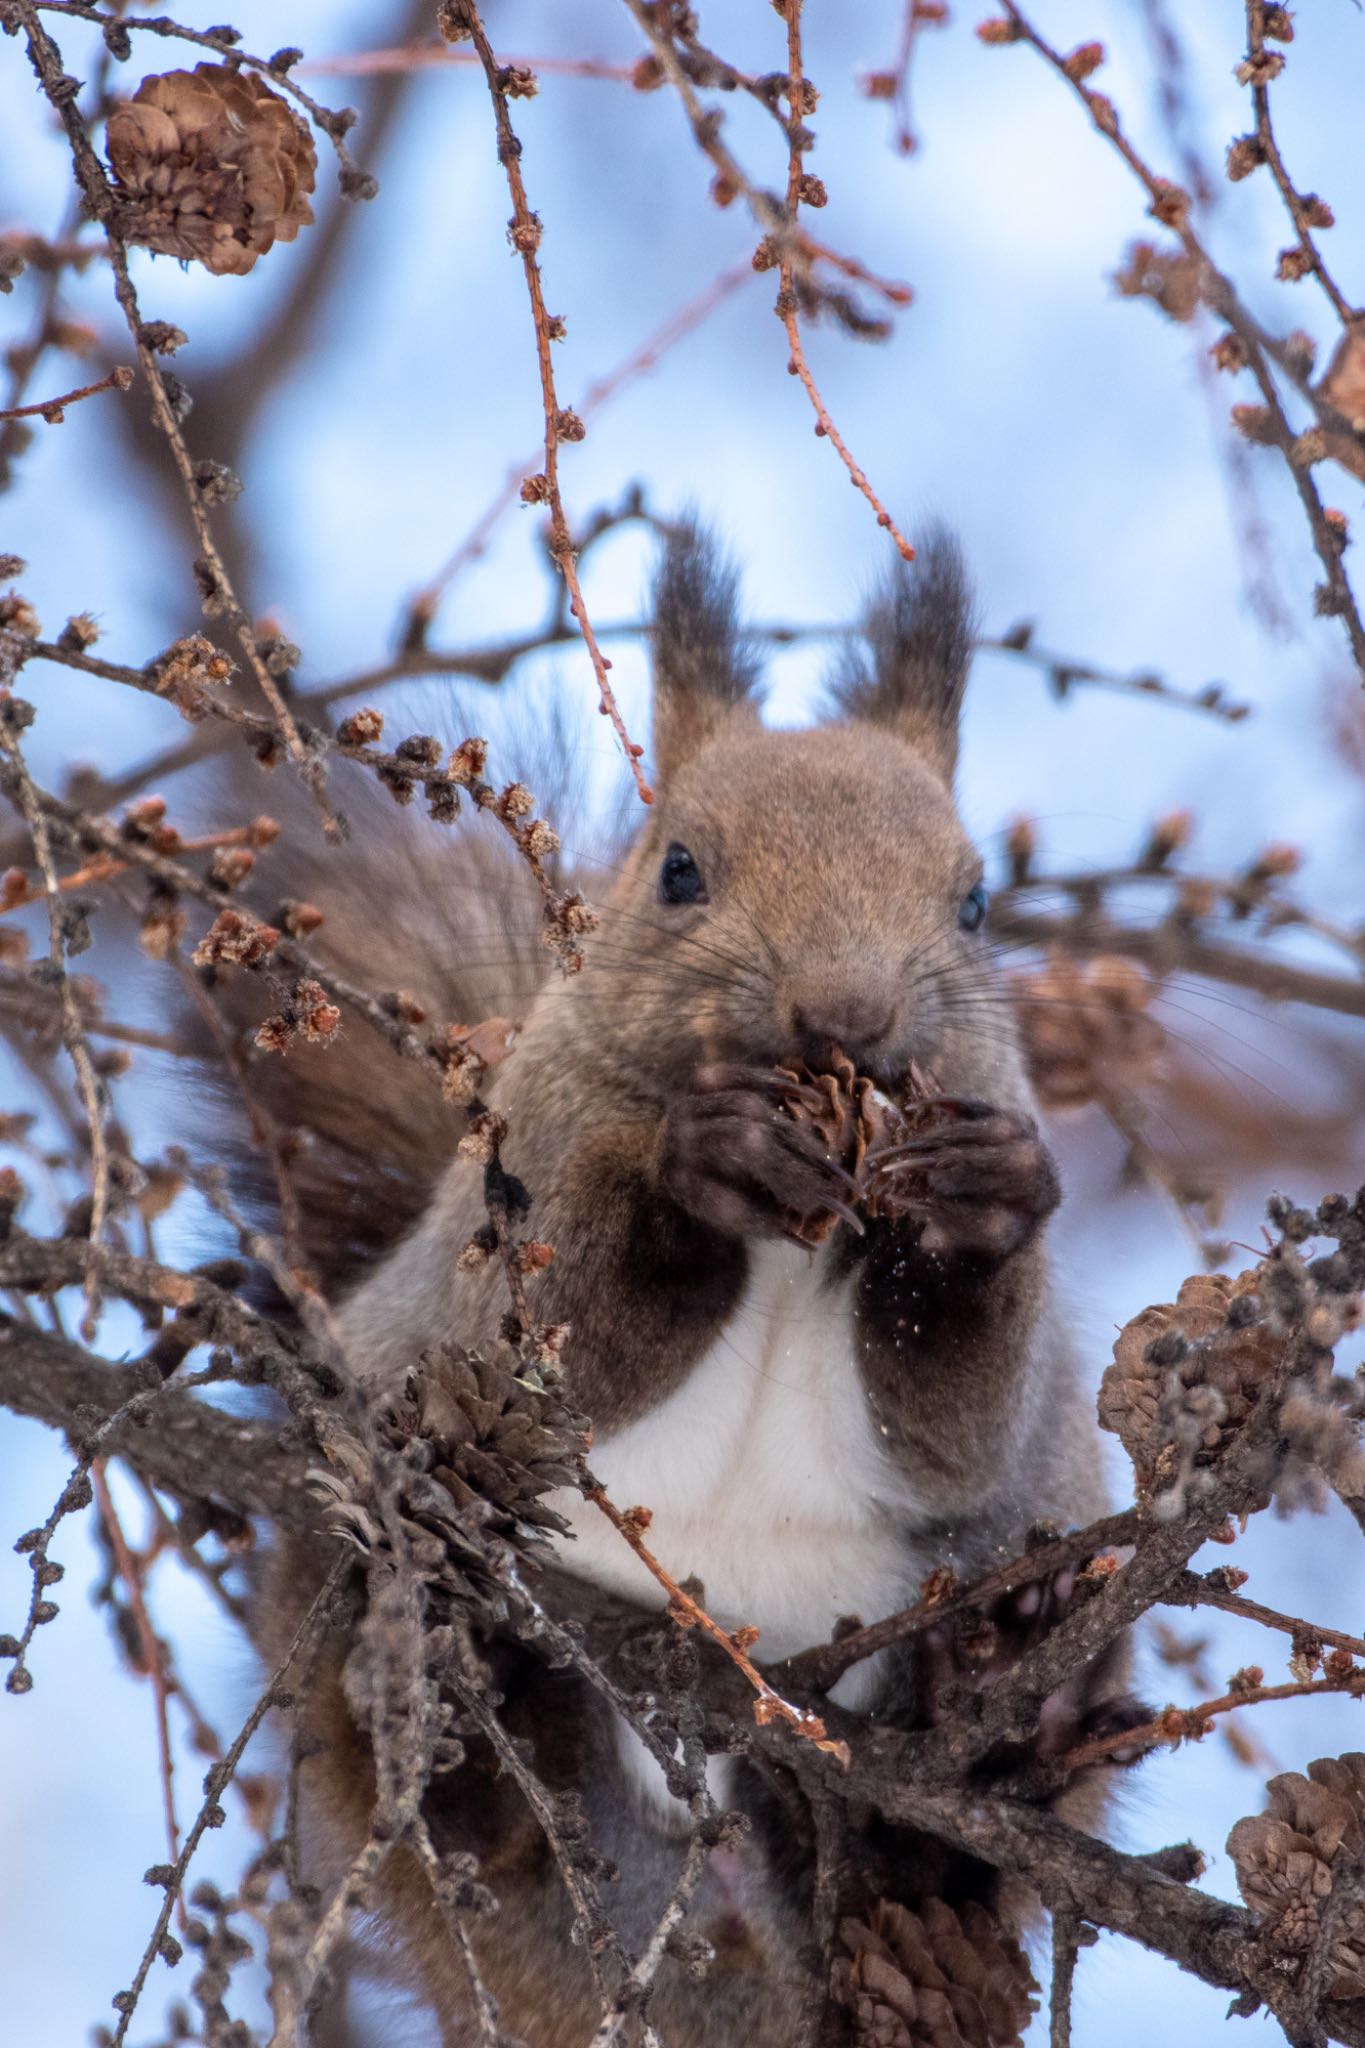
[243,524,1137,2047]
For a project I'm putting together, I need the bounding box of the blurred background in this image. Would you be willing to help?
[2,1,1364,2041]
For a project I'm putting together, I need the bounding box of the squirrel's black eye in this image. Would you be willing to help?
[959,882,988,932]
[659,843,707,907]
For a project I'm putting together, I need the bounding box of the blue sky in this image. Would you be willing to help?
[2,2,1364,2041]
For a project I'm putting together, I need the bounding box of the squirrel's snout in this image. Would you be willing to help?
[788,986,896,1074]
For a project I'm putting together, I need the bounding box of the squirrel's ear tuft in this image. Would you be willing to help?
[651,519,760,782]
[832,528,975,784]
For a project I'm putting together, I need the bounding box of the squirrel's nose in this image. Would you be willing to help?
[789,990,895,1070]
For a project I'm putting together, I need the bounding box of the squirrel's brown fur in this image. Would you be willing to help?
[243,525,1133,2045]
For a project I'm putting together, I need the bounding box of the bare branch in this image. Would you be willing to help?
[0,362,131,421]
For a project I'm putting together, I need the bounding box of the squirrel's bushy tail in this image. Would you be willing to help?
[200,704,603,1302]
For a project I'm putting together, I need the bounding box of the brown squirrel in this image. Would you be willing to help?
[247,525,1134,2046]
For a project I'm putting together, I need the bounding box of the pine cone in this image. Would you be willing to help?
[1012,950,1165,1111]
[1227,1756,1365,1998]
[1099,1270,1281,1491]
[315,1342,588,1595]
[776,1052,935,1247]
[832,1898,1039,2048]
[107,64,316,276]
[402,1343,589,1538]
[775,1052,878,1246]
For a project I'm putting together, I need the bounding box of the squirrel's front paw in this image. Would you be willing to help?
[660,1063,861,1241]
[869,1098,1059,1261]
[918,1566,1150,1786]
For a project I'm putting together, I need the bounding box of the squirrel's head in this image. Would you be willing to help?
[579,522,1025,1104]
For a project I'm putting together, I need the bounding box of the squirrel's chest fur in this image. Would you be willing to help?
[549,1239,931,1690]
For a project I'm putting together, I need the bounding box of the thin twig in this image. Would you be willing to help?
[455,4,652,802]
[977,628,1251,722]
[1242,0,1359,328]
[452,1674,623,2015]
[0,974,189,1056]
[0,820,276,915]
[618,0,915,560]
[408,1818,501,2048]
[0,26,122,489]
[795,229,914,310]
[1167,1568,1365,1663]
[778,313,915,560]
[779,1509,1141,1693]
[276,1825,397,2048]
[409,258,753,625]
[777,0,914,560]
[304,43,636,83]
[1099,1085,1219,1262]
[587,1484,849,1763]
[861,0,948,158]
[0,363,132,421]
[130,1471,248,1630]
[990,1,1365,679]
[1063,1671,1365,1772]
[108,1553,349,2048]
[992,856,1365,1020]
[9,769,447,1074]
[15,3,342,835]
[92,1461,186,1930]
[584,1825,713,2048]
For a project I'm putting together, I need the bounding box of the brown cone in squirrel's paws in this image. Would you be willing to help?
[774,1054,1060,1259]
[771,1050,885,1245]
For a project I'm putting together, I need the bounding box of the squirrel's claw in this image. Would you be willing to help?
[867,1102,1060,1261]
[661,1063,869,1242]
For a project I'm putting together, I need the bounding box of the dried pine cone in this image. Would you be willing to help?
[1013,950,1165,1110]
[402,1343,588,1536]
[316,1343,589,1593]
[1099,1270,1280,1495]
[107,64,316,276]
[1227,1756,1365,1998]
[832,1897,1039,2048]
[776,1053,935,1247]
[776,1052,878,1246]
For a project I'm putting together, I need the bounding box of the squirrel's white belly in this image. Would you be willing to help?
[548,1240,930,1819]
